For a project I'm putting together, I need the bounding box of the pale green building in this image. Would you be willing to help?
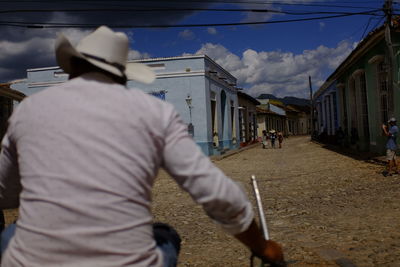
[315,20,400,155]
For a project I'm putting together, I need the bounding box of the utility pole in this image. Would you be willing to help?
[309,75,314,138]
[384,0,395,93]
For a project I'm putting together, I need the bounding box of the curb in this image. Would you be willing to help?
[210,142,260,161]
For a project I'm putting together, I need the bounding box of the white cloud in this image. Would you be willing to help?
[192,41,355,98]
[207,27,218,35]
[128,50,151,60]
[178,29,196,40]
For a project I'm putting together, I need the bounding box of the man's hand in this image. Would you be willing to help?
[253,239,285,266]
[235,220,285,266]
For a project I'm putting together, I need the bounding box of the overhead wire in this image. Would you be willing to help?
[0,0,381,9]
[0,8,383,16]
[360,17,375,41]
[0,0,386,29]
[0,10,383,29]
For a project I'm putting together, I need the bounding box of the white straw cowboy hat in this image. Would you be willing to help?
[55,26,155,84]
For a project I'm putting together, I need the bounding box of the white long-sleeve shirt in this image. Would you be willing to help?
[0,73,254,267]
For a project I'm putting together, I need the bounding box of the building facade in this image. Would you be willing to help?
[314,21,400,154]
[237,91,260,146]
[314,81,339,135]
[10,55,240,156]
[256,107,287,137]
[256,99,288,137]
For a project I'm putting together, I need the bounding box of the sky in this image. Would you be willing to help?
[0,0,393,98]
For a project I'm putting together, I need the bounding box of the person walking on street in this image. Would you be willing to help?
[382,117,399,177]
[269,130,277,149]
[278,132,284,149]
[262,130,268,149]
[0,26,284,267]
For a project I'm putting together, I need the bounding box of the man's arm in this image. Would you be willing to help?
[0,133,22,209]
[382,124,388,136]
[161,110,284,264]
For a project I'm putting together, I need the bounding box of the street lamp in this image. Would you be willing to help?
[185,94,194,137]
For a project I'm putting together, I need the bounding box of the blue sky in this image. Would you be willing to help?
[0,0,390,98]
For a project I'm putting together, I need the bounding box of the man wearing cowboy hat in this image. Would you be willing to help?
[0,26,284,266]
[382,117,399,176]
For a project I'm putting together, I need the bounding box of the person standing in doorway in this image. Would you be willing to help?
[382,117,399,177]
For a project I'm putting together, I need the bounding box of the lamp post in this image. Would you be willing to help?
[185,94,194,137]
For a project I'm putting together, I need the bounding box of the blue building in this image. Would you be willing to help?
[313,80,340,138]
[11,55,240,155]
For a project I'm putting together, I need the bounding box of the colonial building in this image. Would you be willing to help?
[314,19,400,154]
[256,107,287,137]
[10,55,240,156]
[237,91,260,146]
[286,104,311,135]
[314,80,340,140]
[256,99,288,137]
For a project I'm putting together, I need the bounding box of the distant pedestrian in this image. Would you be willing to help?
[269,130,276,148]
[278,132,283,148]
[382,117,399,177]
[262,130,268,149]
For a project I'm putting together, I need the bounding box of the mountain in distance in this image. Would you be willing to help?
[257,93,278,100]
[257,94,310,107]
[281,96,310,106]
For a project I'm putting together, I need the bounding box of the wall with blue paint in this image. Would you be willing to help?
[10,55,239,156]
[314,80,340,136]
[128,55,239,155]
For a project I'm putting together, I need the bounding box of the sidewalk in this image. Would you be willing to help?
[210,142,260,161]
[311,140,387,165]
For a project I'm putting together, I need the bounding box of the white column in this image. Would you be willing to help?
[329,93,335,135]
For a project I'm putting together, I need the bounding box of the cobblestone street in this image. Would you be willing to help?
[3,135,399,266]
[152,136,400,266]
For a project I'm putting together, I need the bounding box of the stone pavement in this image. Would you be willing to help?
[152,135,400,266]
[3,136,399,266]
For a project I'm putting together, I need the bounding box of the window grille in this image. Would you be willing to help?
[377,62,392,124]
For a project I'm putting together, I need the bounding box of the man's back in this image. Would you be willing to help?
[3,73,172,266]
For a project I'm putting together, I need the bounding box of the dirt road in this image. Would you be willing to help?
[152,136,400,266]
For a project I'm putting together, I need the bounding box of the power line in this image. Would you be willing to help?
[0,7,383,16]
[0,0,381,9]
[0,11,381,29]
[360,16,377,41]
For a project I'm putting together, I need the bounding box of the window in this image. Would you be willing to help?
[348,77,358,129]
[377,62,393,124]
[359,73,369,139]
